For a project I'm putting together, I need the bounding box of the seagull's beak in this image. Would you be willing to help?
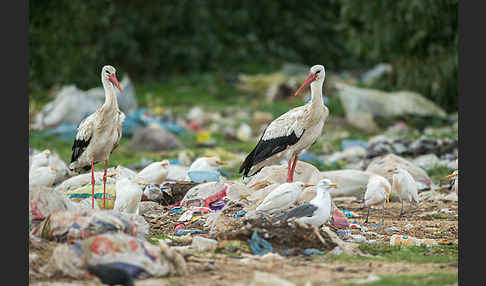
[216,161,228,166]
[137,179,150,186]
[294,72,317,96]
[105,173,116,178]
[329,183,339,189]
[303,184,315,188]
[161,162,169,167]
[109,74,123,94]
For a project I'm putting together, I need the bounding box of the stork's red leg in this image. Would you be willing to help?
[287,158,293,183]
[103,160,108,209]
[289,154,298,183]
[91,160,95,209]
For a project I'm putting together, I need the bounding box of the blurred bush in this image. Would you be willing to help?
[29,0,457,111]
[339,0,458,112]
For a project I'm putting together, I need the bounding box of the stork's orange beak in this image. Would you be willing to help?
[216,161,228,166]
[295,73,317,96]
[445,173,456,179]
[109,74,123,94]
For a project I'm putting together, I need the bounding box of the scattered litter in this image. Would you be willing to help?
[342,209,359,218]
[330,208,350,229]
[30,209,148,242]
[247,231,274,256]
[302,248,325,256]
[335,81,447,132]
[191,237,218,252]
[128,126,183,151]
[29,186,79,230]
[389,234,438,247]
[234,210,246,219]
[188,170,221,183]
[236,123,252,142]
[175,229,203,236]
[384,226,400,232]
[45,232,184,279]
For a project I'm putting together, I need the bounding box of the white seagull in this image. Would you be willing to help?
[363,175,392,225]
[111,166,145,215]
[239,65,329,182]
[29,165,60,188]
[69,65,125,209]
[137,160,170,185]
[389,167,419,218]
[277,179,337,245]
[256,182,314,213]
[189,157,228,172]
[29,149,51,172]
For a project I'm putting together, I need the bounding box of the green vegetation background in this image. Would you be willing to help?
[29,0,457,112]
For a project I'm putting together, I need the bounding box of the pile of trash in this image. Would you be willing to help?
[29,139,458,284]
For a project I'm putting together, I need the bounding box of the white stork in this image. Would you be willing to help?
[239,65,329,183]
[68,65,125,209]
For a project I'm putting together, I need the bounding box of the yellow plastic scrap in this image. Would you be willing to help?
[197,131,212,144]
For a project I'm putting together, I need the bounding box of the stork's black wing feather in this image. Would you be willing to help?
[276,203,318,220]
[239,128,304,176]
[70,137,91,164]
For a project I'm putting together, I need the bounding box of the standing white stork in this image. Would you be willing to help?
[239,65,329,183]
[69,65,125,209]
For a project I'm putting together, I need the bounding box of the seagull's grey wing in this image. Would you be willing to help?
[277,203,318,220]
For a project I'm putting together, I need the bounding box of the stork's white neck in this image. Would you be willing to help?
[101,76,118,109]
[309,79,324,107]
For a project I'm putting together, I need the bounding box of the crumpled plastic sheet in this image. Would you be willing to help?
[29,186,79,230]
[30,209,149,242]
[46,233,174,279]
[122,108,185,137]
[247,231,273,256]
[187,170,221,183]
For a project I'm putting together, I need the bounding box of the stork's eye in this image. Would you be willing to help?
[315,70,321,74]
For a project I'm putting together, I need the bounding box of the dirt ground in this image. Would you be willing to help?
[29,198,458,286]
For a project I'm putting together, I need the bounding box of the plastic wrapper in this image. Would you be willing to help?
[66,182,117,209]
[389,234,438,247]
[29,186,79,231]
[30,209,148,242]
[45,233,180,279]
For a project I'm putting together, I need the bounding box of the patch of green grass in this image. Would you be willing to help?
[427,165,454,183]
[338,272,457,286]
[146,233,188,245]
[322,244,458,264]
